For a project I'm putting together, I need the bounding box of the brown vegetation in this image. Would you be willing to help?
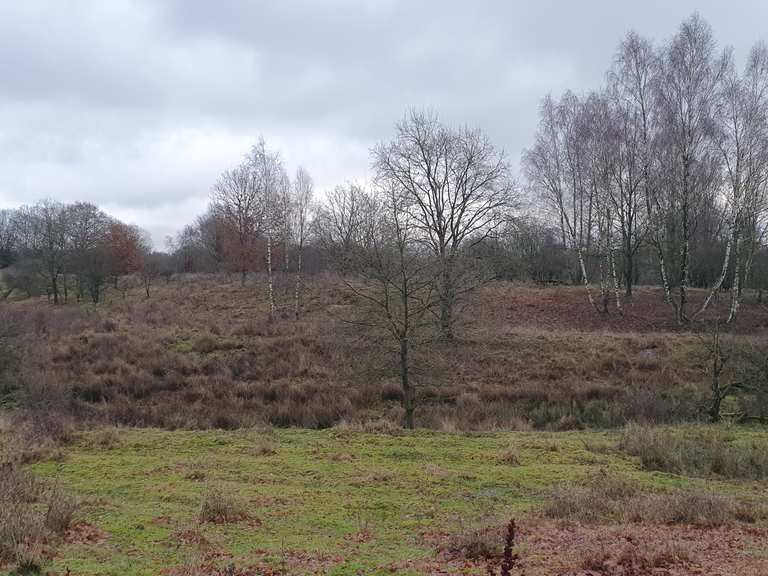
[3,277,767,433]
[0,463,78,570]
[541,471,766,527]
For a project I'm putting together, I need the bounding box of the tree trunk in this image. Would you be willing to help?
[694,223,735,320]
[599,251,609,314]
[294,246,303,320]
[400,336,414,430]
[576,247,598,312]
[267,235,275,322]
[51,271,59,305]
[709,323,724,423]
[610,244,622,313]
[624,250,633,298]
[439,258,454,340]
[728,234,743,323]
[678,238,690,325]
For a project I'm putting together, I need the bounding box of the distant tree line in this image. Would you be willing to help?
[0,200,164,303]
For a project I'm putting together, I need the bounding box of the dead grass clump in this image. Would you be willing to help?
[198,486,247,524]
[247,438,276,457]
[440,525,504,560]
[0,464,78,568]
[619,423,768,479]
[639,491,762,528]
[543,470,765,527]
[543,472,637,524]
[81,427,121,450]
[581,541,691,573]
[500,446,521,466]
[6,411,76,464]
[43,487,79,534]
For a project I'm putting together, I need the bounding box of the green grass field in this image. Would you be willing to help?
[8,425,767,576]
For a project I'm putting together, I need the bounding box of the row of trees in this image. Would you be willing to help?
[524,14,768,323]
[0,200,160,303]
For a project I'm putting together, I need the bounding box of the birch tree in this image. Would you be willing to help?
[655,14,726,323]
[373,110,514,339]
[524,94,600,309]
[248,138,289,322]
[292,166,313,319]
[723,43,768,322]
[606,47,652,298]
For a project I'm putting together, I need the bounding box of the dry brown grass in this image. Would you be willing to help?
[542,470,767,527]
[619,424,768,479]
[198,485,247,524]
[0,463,78,569]
[3,275,765,432]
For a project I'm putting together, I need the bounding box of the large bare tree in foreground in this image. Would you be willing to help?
[322,184,437,428]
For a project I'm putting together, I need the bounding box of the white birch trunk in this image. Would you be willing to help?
[577,247,598,312]
[693,223,734,320]
[294,246,302,320]
[727,234,742,323]
[609,243,622,312]
[267,234,275,321]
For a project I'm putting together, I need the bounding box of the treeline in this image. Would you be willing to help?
[0,201,165,303]
[3,14,768,324]
[524,14,768,322]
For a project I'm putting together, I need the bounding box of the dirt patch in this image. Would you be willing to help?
[64,521,108,546]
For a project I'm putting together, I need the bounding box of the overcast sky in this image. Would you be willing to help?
[1,1,767,247]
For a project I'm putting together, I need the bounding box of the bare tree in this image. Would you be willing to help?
[248,137,289,322]
[332,184,438,428]
[292,166,313,319]
[655,14,726,323]
[373,110,514,339]
[0,210,16,270]
[524,94,600,309]
[313,182,374,272]
[212,162,261,284]
[66,202,111,303]
[19,200,71,304]
[722,44,768,322]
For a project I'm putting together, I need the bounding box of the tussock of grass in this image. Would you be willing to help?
[619,424,768,479]
[543,470,766,527]
[440,524,504,560]
[198,485,247,524]
[581,541,692,573]
[0,464,78,568]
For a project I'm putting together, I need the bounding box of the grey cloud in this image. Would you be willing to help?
[1,0,767,247]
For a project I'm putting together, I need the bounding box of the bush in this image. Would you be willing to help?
[619,424,768,479]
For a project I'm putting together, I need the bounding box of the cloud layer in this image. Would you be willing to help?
[1,0,766,246]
